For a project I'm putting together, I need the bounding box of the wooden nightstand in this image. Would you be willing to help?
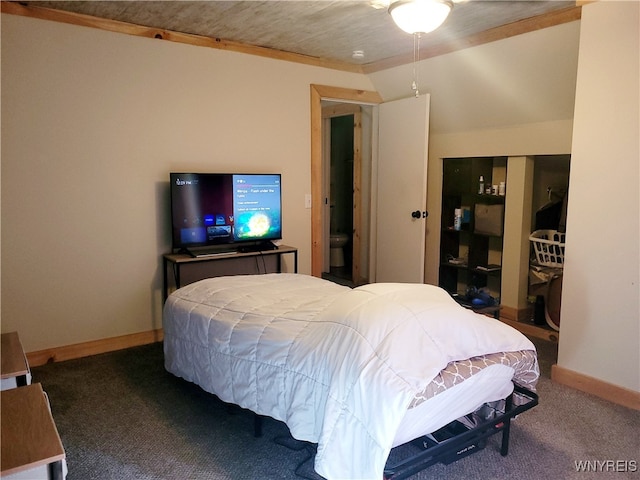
[1,383,66,479]
[1,332,31,390]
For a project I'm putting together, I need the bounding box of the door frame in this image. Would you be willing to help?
[310,85,383,278]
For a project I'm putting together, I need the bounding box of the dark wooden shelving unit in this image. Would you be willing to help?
[439,157,506,301]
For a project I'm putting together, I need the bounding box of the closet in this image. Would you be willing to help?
[438,155,570,337]
[528,155,570,331]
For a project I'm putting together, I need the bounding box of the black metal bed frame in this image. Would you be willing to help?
[257,383,538,480]
[382,384,539,480]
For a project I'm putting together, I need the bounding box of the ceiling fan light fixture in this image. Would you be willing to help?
[388,0,453,34]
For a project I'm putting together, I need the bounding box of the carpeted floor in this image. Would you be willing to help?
[31,337,639,480]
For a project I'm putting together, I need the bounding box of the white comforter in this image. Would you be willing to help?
[163,274,535,480]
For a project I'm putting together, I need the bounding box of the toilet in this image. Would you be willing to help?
[329,233,349,268]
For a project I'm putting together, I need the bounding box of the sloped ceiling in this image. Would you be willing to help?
[369,19,581,133]
[21,0,577,70]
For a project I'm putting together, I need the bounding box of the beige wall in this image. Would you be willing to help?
[1,14,374,352]
[559,1,639,392]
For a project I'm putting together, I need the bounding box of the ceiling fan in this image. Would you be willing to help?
[372,0,461,95]
[370,0,468,35]
[388,0,454,34]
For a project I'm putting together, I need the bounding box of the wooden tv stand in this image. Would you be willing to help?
[163,244,298,301]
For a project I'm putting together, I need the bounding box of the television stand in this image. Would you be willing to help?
[185,246,237,258]
[163,245,297,302]
[238,241,278,253]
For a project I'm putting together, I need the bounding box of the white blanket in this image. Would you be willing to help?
[163,274,535,480]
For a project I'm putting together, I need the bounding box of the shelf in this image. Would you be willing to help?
[472,194,505,203]
[475,265,501,273]
[162,245,298,302]
[441,262,468,269]
[443,228,502,239]
[451,294,501,319]
[439,157,506,300]
[472,232,503,239]
[441,263,501,274]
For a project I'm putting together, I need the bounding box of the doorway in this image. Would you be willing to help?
[310,85,431,285]
[326,114,355,285]
[528,154,571,332]
[309,85,383,281]
[319,103,371,286]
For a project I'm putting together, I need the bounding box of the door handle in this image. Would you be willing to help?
[411,210,429,219]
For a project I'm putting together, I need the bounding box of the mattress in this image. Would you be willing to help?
[163,273,538,480]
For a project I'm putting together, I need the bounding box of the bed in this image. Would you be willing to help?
[163,273,539,480]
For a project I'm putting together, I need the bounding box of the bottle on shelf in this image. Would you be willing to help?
[478,176,485,194]
[454,208,462,231]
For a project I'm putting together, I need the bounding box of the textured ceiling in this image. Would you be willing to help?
[24,1,575,66]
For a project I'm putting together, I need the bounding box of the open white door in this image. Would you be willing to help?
[375,94,430,283]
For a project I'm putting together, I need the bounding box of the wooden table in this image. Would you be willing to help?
[1,332,30,389]
[1,383,66,479]
[163,244,298,301]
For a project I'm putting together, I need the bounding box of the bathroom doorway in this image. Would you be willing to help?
[328,114,354,284]
[329,115,355,283]
[320,102,372,287]
[310,85,430,285]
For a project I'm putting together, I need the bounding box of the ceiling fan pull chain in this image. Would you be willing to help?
[412,33,421,97]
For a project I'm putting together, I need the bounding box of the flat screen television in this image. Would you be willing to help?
[170,173,282,255]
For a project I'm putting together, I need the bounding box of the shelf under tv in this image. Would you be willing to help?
[184,240,280,257]
[163,245,298,302]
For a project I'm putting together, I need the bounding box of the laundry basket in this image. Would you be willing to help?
[529,230,565,268]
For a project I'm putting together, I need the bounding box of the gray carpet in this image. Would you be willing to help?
[31,337,639,480]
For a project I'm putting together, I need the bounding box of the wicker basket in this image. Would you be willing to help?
[529,229,565,268]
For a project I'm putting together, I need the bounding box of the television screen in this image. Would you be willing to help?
[232,174,282,241]
[170,173,282,253]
